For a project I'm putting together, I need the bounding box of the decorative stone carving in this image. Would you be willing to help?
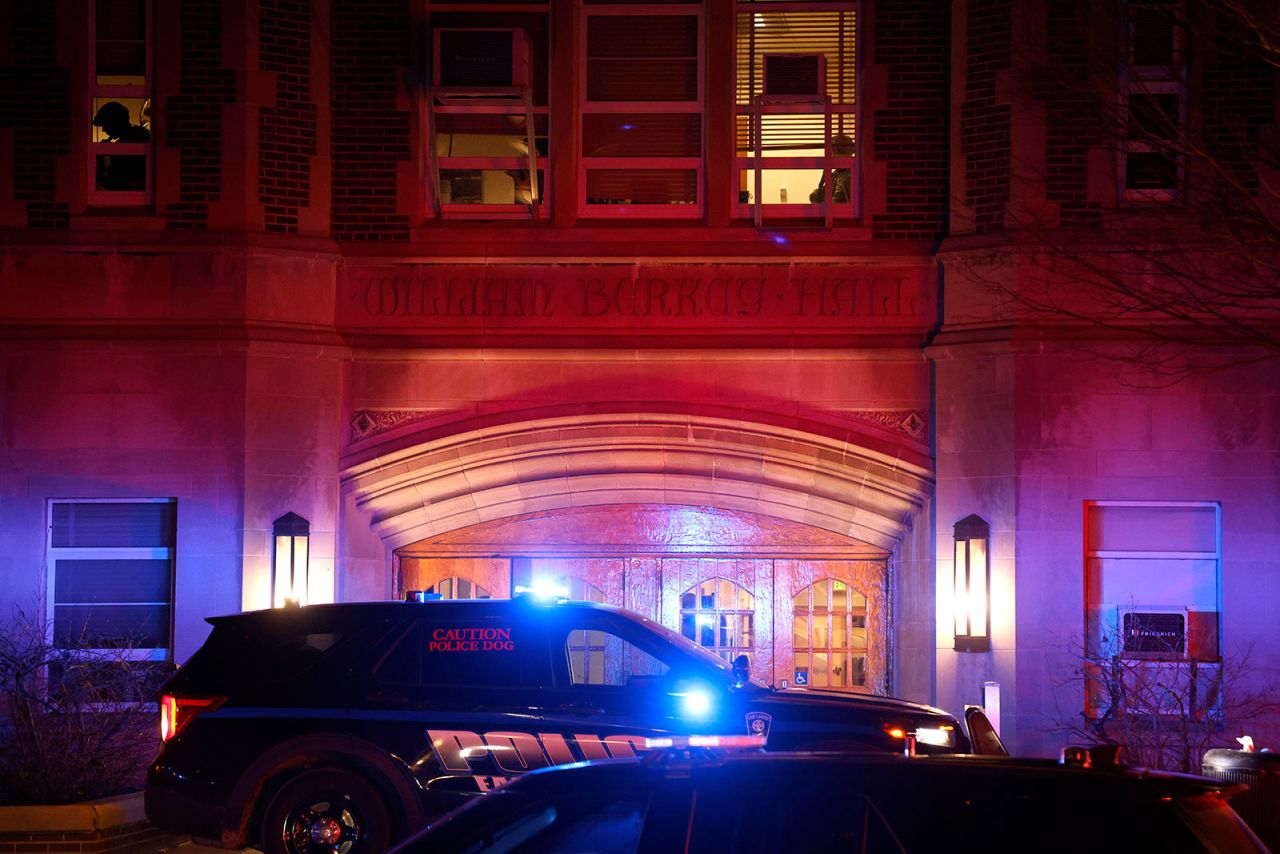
[350,409,437,442]
[849,409,927,439]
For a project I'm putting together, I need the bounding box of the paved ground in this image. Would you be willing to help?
[162,844,261,854]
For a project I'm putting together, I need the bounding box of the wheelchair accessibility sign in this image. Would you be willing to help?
[793,670,809,686]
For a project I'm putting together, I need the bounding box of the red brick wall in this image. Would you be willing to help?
[0,0,70,230]
[1033,3,1102,228]
[330,0,410,242]
[0,821,185,854]
[259,0,317,233]
[164,0,236,230]
[871,0,951,241]
[959,0,1010,234]
[1202,13,1275,197]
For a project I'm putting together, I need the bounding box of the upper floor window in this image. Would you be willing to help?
[580,3,704,217]
[426,7,550,218]
[736,2,858,225]
[419,1,860,223]
[89,0,153,206]
[1121,0,1186,203]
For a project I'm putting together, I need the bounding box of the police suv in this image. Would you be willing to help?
[145,595,982,854]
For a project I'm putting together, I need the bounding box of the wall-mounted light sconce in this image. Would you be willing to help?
[272,512,310,608]
[953,514,990,652]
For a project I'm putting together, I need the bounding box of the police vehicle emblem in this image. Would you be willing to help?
[745,711,772,738]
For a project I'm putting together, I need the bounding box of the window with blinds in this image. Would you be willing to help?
[46,499,175,662]
[580,4,704,217]
[735,3,857,218]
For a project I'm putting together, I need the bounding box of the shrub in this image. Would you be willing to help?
[0,608,169,805]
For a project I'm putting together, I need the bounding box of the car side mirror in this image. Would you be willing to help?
[964,705,1009,756]
[731,654,750,686]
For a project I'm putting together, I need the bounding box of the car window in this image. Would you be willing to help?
[690,777,892,853]
[517,798,647,854]
[374,620,552,688]
[565,625,670,687]
[875,776,1220,854]
[1171,795,1267,852]
[402,789,650,854]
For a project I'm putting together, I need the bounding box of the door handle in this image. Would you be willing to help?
[557,702,605,716]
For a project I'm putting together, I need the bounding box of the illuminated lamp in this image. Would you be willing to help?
[953,514,990,652]
[272,512,310,608]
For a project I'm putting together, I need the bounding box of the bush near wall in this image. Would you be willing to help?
[0,609,168,806]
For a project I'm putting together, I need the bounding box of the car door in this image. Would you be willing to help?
[352,612,559,804]
[687,765,907,854]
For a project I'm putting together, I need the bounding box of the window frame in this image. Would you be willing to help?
[1083,500,1223,719]
[792,577,869,693]
[44,497,175,667]
[87,0,154,207]
[678,577,755,665]
[426,13,552,220]
[1119,0,1187,205]
[732,1,860,222]
[578,2,706,219]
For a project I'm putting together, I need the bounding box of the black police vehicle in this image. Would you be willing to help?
[145,595,978,853]
[394,741,1268,853]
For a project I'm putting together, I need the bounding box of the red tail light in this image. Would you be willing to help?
[160,694,224,742]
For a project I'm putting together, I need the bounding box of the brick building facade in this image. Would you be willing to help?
[1,0,1277,758]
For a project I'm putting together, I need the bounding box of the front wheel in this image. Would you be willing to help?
[262,768,392,854]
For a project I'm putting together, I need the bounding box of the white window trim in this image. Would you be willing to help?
[45,497,175,663]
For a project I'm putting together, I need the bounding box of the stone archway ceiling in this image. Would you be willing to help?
[342,412,933,551]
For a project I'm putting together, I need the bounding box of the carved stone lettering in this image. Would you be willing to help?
[342,264,929,332]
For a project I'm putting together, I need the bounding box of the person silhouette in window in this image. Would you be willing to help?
[93,101,150,191]
[810,134,854,204]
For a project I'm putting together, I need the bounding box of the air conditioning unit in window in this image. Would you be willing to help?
[433,28,531,89]
[1118,607,1187,659]
[762,53,826,97]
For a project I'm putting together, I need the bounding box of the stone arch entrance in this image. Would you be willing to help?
[342,410,931,695]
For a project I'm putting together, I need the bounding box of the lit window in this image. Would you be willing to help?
[426,576,492,600]
[580,3,703,217]
[793,578,867,691]
[1121,1,1185,203]
[89,0,153,205]
[426,11,549,218]
[679,578,755,665]
[736,2,857,223]
[45,499,175,699]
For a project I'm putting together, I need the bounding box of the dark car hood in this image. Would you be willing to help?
[752,688,953,720]
[732,687,965,752]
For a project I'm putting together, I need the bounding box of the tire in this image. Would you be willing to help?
[261,768,393,854]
